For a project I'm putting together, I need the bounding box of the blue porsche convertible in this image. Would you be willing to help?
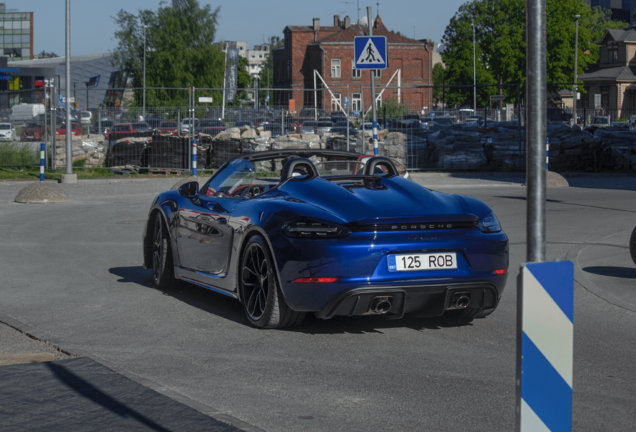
[142,149,508,328]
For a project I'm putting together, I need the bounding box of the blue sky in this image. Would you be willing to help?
[21,0,467,56]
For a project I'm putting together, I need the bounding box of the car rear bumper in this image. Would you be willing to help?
[314,281,500,319]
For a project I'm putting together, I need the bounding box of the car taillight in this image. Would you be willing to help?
[494,269,507,275]
[292,277,339,283]
[282,219,351,239]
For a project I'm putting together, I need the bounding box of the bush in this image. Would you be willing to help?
[0,143,38,166]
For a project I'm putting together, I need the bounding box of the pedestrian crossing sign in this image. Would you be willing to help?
[354,36,387,70]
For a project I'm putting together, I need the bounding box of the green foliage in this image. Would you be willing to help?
[72,158,87,168]
[432,63,446,106]
[112,0,224,107]
[0,143,38,166]
[380,98,411,119]
[440,0,626,107]
[36,50,58,59]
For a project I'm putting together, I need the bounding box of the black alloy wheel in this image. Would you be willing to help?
[240,235,304,329]
[152,212,175,289]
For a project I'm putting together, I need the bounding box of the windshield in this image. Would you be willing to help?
[160,122,177,128]
[112,125,130,131]
[132,122,148,128]
[203,159,279,199]
[0,124,10,130]
[592,117,607,124]
[80,112,91,117]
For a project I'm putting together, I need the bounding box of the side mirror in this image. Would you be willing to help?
[178,181,199,198]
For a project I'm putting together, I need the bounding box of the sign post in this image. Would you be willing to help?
[516,1,574,431]
[355,9,387,157]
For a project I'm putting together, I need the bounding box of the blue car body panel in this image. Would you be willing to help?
[143,151,509,319]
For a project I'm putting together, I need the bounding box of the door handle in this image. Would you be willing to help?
[216,217,227,225]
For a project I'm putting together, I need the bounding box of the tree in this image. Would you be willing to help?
[440,0,624,107]
[36,50,58,59]
[432,63,446,106]
[111,0,224,107]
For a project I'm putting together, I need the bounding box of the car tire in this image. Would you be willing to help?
[630,226,636,266]
[152,212,176,290]
[240,235,305,329]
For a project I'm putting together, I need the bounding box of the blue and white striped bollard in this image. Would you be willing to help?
[192,139,197,177]
[372,120,378,155]
[516,261,573,432]
[40,143,45,182]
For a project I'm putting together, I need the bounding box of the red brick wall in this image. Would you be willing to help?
[274,28,434,113]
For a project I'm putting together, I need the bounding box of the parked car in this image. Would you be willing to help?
[199,126,227,136]
[234,120,254,129]
[20,122,45,141]
[132,122,151,133]
[180,118,199,134]
[197,119,224,132]
[299,108,328,118]
[262,122,283,137]
[591,116,611,128]
[429,110,450,117]
[401,114,421,124]
[90,120,114,134]
[79,111,92,125]
[0,122,17,141]
[547,108,572,123]
[432,117,456,126]
[105,123,137,141]
[143,150,508,328]
[157,121,178,134]
[56,122,83,136]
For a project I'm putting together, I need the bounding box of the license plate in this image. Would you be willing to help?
[388,253,457,272]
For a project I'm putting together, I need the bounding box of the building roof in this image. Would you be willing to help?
[579,65,636,81]
[287,16,425,45]
[597,26,636,44]
[8,53,113,67]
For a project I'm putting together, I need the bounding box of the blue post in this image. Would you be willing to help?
[546,137,549,171]
[40,143,45,182]
[192,139,197,176]
[516,261,574,431]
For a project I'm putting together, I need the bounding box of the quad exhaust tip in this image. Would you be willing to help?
[370,296,393,314]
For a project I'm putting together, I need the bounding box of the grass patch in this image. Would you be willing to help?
[0,142,39,166]
[0,166,214,181]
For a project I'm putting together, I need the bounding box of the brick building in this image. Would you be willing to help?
[272,14,434,114]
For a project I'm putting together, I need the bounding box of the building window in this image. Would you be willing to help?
[331,92,342,111]
[352,60,361,78]
[331,59,341,78]
[352,93,361,111]
[371,70,382,79]
[286,60,291,80]
[607,42,618,64]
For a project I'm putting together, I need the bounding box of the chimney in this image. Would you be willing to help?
[313,18,320,31]
[334,14,340,27]
[344,16,351,29]
[374,16,382,30]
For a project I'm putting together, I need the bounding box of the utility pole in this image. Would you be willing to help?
[472,22,477,113]
[143,25,147,121]
[61,0,76,183]
[572,15,580,127]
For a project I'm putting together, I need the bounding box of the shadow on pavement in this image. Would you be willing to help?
[582,266,636,279]
[47,361,172,432]
[495,196,636,213]
[287,312,475,335]
[108,266,249,327]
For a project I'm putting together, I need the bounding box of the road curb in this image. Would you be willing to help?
[0,311,266,432]
[564,232,636,314]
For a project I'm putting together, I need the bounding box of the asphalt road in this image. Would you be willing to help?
[0,174,635,431]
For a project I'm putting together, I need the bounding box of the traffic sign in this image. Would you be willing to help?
[490,95,505,101]
[198,96,213,103]
[354,36,387,70]
[344,96,349,108]
[62,97,75,103]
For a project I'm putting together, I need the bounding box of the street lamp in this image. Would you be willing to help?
[472,22,476,113]
[572,15,580,126]
[143,25,147,121]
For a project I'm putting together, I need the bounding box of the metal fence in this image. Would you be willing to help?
[3,84,636,172]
